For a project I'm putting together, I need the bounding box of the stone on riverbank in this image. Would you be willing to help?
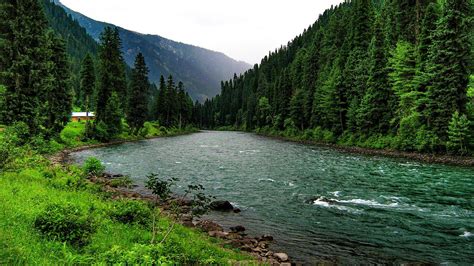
[274,252,289,262]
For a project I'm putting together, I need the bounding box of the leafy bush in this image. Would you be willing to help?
[34,203,95,247]
[101,244,172,264]
[109,200,152,226]
[145,174,177,201]
[83,157,105,176]
[283,118,298,137]
[415,128,441,152]
[30,135,64,154]
[0,122,31,169]
[92,121,110,142]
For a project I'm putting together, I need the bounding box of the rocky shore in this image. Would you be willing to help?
[89,172,292,265]
[50,146,292,265]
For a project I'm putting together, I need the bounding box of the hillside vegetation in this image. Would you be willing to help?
[197,0,473,155]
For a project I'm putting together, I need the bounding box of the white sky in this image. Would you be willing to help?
[60,0,344,64]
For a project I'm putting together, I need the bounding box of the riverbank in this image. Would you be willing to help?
[255,131,474,167]
[57,135,293,265]
[0,125,259,264]
[213,125,474,166]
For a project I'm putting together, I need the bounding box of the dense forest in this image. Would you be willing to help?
[195,0,473,154]
[0,0,194,142]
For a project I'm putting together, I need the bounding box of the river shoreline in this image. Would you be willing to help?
[254,132,474,167]
[50,133,293,265]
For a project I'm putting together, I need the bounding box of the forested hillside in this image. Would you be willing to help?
[39,0,99,107]
[52,0,251,101]
[196,0,473,154]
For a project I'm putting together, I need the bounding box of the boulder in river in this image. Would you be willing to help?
[210,200,235,211]
[230,225,246,233]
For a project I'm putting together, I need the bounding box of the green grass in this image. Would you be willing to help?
[0,122,252,265]
[0,166,252,264]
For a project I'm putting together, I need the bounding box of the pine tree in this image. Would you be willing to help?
[155,75,166,124]
[389,41,419,121]
[80,54,96,117]
[357,16,393,134]
[313,62,343,133]
[0,0,50,134]
[416,3,439,68]
[127,53,149,134]
[104,92,123,138]
[43,31,72,138]
[165,75,177,127]
[95,27,126,136]
[425,0,472,139]
[447,111,471,154]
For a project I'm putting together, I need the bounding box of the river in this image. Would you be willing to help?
[70,131,474,264]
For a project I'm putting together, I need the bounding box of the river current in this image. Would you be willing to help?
[71,131,474,264]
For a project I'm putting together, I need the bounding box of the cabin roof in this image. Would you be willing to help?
[72,112,95,117]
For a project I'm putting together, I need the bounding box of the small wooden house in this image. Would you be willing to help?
[71,112,95,122]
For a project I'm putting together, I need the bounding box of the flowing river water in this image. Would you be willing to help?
[70,131,473,264]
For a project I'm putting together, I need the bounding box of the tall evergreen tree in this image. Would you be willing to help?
[425,0,472,139]
[127,53,149,134]
[43,31,72,138]
[155,75,166,124]
[165,75,177,127]
[357,16,393,133]
[0,0,50,134]
[80,53,96,116]
[95,27,126,137]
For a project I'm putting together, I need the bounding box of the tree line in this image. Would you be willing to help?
[196,0,473,154]
[0,0,195,142]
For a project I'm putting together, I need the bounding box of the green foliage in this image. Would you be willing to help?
[100,244,172,265]
[42,31,73,139]
[83,157,105,177]
[109,200,152,226]
[425,0,472,139]
[0,161,250,264]
[153,76,194,128]
[145,174,178,202]
[0,0,50,134]
[127,53,150,134]
[103,92,123,138]
[95,27,126,140]
[447,111,471,154]
[79,53,96,122]
[34,203,95,247]
[196,0,473,154]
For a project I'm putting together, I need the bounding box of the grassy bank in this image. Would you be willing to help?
[0,122,253,264]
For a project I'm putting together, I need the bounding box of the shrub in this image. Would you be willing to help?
[83,157,105,176]
[34,203,95,247]
[109,200,152,226]
[101,244,172,264]
[92,121,110,142]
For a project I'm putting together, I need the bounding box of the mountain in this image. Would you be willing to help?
[50,0,251,101]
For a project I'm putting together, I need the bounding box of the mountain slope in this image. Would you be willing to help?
[52,0,251,101]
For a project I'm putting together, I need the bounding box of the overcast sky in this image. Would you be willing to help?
[61,0,344,64]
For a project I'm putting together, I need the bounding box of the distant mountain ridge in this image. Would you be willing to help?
[51,0,251,101]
